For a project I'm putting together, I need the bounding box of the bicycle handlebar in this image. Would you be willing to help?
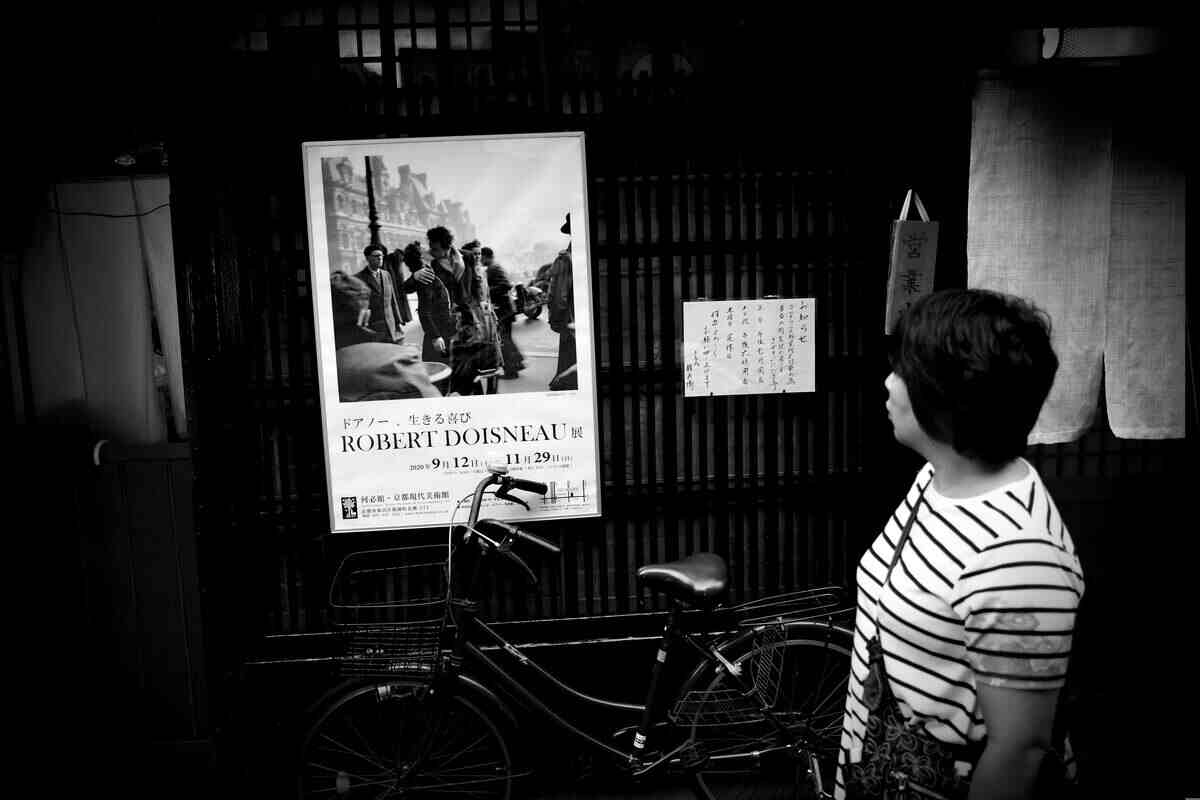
[476,518,561,555]
[508,477,548,495]
[463,469,559,559]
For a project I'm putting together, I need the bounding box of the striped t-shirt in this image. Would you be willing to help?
[834,460,1084,799]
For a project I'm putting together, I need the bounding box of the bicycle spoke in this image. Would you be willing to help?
[304,759,385,781]
[345,714,392,769]
[313,732,393,773]
[428,733,489,769]
[405,772,511,793]
[304,773,397,793]
[805,660,849,718]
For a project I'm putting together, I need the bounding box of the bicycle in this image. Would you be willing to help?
[297,463,854,799]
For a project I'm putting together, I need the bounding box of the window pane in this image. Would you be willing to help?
[450,27,469,50]
[466,0,488,21]
[415,28,437,49]
[395,28,413,49]
[304,7,324,25]
[363,62,383,77]
[414,0,436,22]
[337,3,357,25]
[524,0,538,21]
[449,2,466,22]
[339,30,358,57]
[504,0,521,20]
[471,27,493,49]
[360,4,378,23]
[395,63,405,88]
[362,29,381,57]
[393,0,411,22]
[279,10,301,26]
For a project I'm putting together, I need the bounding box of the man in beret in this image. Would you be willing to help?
[354,243,411,343]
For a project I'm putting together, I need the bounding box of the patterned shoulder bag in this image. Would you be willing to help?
[846,478,981,800]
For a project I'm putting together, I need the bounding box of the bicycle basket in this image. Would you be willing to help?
[328,544,450,678]
[670,624,785,726]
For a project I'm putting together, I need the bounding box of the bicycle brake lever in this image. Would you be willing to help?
[494,487,530,511]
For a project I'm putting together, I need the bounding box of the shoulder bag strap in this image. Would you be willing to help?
[873,474,932,621]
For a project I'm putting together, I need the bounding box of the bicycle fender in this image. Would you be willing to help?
[302,671,516,730]
[453,671,520,734]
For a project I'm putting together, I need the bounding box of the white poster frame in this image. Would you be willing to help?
[301,132,602,533]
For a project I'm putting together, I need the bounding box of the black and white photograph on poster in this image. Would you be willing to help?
[303,133,601,533]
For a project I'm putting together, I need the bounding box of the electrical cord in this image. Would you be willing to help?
[50,184,90,408]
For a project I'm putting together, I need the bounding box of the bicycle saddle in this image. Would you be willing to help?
[636,553,728,603]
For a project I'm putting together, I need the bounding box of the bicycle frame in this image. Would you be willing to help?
[443,588,845,780]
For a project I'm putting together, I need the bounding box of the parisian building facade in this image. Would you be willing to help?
[321,156,477,274]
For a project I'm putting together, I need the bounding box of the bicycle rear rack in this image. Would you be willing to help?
[727,585,850,627]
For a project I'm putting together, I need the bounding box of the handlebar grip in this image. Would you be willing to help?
[516,529,561,555]
[508,477,548,494]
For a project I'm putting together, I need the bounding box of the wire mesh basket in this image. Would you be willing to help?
[670,623,785,726]
[328,544,450,678]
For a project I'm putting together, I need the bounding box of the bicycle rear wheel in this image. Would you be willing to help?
[685,622,851,799]
[299,679,512,798]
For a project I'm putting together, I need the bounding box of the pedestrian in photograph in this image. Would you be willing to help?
[329,271,439,402]
[547,214,577,391]
[838,288,1082,800]
[410,227,501,395]
[354,243,411,343]
[481,246,525,379]
[401,240,455,371]
[330,270,382,349]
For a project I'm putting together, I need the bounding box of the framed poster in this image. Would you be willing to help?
[302,132,601,532]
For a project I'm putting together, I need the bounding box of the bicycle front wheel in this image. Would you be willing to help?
[299,679,512,799]
[685,621,852,800]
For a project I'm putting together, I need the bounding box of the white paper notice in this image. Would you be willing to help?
[683,299,816,397]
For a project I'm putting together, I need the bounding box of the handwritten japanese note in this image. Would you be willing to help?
[683,299,816,397]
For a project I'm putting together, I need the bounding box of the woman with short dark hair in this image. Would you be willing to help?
[838,289,1081,800]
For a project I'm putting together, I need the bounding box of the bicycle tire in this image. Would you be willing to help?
[298,678,513,799]
[687,621,852,800]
